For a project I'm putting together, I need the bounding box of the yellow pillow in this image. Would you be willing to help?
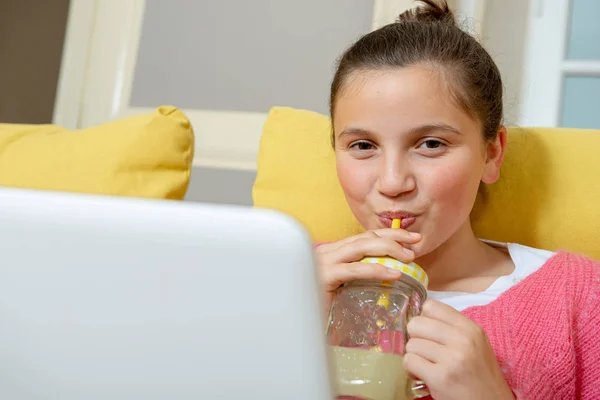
[253,107,600,260]
[0,106,194,200]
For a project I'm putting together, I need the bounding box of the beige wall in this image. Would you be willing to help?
[0,0,70,124]
[480,0,531,126]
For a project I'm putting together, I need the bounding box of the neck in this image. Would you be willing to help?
[415,220,513,291]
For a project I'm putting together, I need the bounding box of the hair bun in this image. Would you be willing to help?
[398,0,456,25]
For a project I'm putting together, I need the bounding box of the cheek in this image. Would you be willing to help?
[336,158,373,208]
[424,155,483,213]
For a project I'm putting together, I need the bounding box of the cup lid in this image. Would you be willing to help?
[360,257,429,288]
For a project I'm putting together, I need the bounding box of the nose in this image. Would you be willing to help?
[375,153,416,198]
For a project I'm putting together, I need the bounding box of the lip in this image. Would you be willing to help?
[377,211,419,229]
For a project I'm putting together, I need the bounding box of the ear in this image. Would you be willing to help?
[481,126,507,184]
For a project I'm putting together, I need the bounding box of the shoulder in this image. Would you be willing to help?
[504,251,599,308]
[544,251,600,277]
[505,245,598,286]
[542,252,600,304]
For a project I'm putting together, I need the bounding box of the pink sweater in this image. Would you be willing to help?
[453,252,600,399]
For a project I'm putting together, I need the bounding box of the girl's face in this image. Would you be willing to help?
[333,67,505,258]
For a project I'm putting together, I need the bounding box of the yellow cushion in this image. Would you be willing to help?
[0,106,194,200]
[253,107,600,260]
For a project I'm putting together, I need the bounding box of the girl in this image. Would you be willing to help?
[316,1,600,399]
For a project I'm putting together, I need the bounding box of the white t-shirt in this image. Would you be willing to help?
[428,242,555,311]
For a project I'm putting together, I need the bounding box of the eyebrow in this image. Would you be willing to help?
[339,127,372,136]
[339,123,463,138]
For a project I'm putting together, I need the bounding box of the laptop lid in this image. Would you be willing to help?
[0,187,331,399]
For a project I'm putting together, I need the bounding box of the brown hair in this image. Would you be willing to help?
[329,0,503,143]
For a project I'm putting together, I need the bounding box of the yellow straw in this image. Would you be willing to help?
[372,218,402,336]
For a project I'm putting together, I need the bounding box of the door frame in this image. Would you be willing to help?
[52,0,96,129]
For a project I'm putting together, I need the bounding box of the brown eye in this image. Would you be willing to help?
[350,141,374,151]
[419,139,445,150]
[423,140,442,149]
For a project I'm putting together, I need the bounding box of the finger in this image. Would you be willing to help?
[315,231,381,254]
[405,338,445,364]
[332,237,416,265]
[407,315,460,346]
[317,229,422,254]
[421,300,472,329]
[369,228,422,244]
[403,352,435,385]
[321,262,402,291]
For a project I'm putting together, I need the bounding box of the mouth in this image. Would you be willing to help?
[377,211,419,229]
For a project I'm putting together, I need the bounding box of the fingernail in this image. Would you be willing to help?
[409,232,420,237]
[402,248,414,256]
[388,268,401,275]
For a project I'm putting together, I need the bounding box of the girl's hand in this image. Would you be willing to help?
[405,300,514,400]
[315,229,422,312]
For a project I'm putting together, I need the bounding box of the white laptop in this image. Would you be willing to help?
[0,187,332,399]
